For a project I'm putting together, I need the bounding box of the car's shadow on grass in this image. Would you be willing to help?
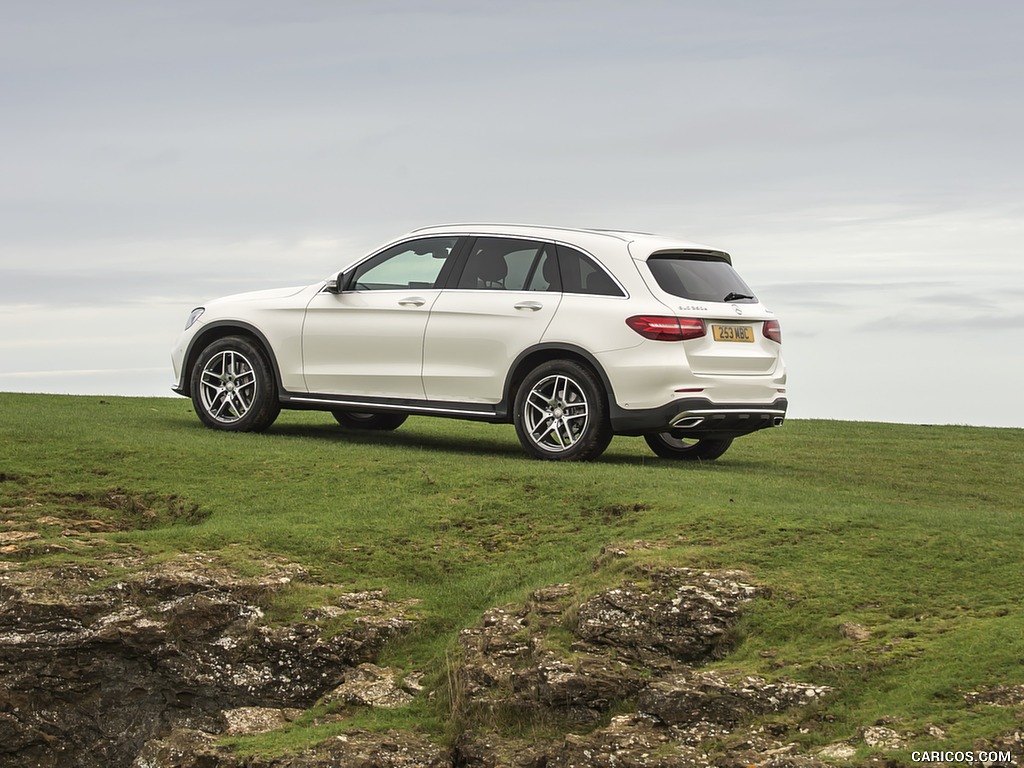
[160,413,771,471]
[264,421,767,471]
[267,420,530,459]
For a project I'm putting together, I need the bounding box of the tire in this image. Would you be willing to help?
[644,432,733,461]
[514,360,612,461]
[190,336,280,432]
[332,411,408,431]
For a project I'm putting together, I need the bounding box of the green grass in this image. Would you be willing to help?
[2,392,1023,758]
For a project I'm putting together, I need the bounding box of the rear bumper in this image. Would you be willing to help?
[610,397,788,438]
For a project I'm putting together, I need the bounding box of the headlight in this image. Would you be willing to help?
[184,307,205,330]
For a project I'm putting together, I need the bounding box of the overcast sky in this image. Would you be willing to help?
[1,1,1022,428]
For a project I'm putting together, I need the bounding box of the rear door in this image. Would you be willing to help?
[422,237,562,403]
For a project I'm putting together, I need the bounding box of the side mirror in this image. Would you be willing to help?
[325,270,353,294]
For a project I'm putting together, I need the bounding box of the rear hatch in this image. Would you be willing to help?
[638,249,781,375]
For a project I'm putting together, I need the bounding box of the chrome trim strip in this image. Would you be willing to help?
[287,396,493,418]
[677,409,788,416]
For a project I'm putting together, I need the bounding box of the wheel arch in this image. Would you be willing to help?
[502,343,616,420]
[179,321,284,397]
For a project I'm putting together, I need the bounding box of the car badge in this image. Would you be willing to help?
[732,305,743,315]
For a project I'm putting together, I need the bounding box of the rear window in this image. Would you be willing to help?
[647,253,757,303]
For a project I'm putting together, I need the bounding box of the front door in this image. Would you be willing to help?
[302,236,461,398]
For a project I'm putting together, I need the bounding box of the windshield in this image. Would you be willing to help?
[647,254,757,303]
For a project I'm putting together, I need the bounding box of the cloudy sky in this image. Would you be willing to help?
[1,1,1022,428]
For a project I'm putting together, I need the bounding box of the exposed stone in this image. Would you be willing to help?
[221,706,303,735]
[0,530,40,544]
[839,622,871,642]
[817,742,858,760]
[453,567,838,767]
[861,725,905,750]
[457,714,838,768]
[131,728,223,768]
[458,605,533,709]
[547,713,704,767]
[453,732,549,768]
[134,728,450,768]
[573,568,762,663]
[320,663,415,709]
[458,567,766,724]
[637,670,831,727]
[529,649,649,718]
[966,684,1024,708]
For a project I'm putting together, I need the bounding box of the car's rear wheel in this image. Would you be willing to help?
[644,432,733,461]
[332,411,408,431]
[514,360,612,461]
[191,336,280,432]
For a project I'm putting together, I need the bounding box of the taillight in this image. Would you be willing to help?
[762,319,782,344]
[626,315,707,341]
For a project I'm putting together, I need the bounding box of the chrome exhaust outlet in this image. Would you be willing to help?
[669,415,705,429]
[773,417,785,427]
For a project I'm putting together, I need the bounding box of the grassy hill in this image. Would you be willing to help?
[2,392,1022,759]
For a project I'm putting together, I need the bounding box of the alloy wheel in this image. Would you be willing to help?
[199,349,258,424]
[522,373,591,453]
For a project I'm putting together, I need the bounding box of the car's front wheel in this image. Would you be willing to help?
[190,336,280,432]
[514,360,612,461]
[332,411,408,431]
[644,432,733,461]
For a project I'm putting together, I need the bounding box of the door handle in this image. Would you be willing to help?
[514,301,543,312]
[398,297,426,307]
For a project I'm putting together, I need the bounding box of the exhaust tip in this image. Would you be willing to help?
[773,417,785,427]
[670,415,705,429]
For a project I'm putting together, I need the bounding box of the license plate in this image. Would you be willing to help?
[712,324,754,343]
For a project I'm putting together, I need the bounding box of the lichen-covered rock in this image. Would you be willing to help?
[573,568,762,663]
[530,649,649,716]
[221,706,303,736]
[134,728,450,768]
[966,684,1024,708]
[453,567,837,768]
[860,725,904,750]
[637,671,830,727]
[457,606,534,708]
[320,663,415,709]
[457,714,837,768]
[131,728,223,768]
[453,732,549,768]
[458,568,763,722]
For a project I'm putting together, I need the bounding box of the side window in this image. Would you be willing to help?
[351,237,458,291]
[457,238,558,292]
[526,245,560,292]
[555,245,624,296]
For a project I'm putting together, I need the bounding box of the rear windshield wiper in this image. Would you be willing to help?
[723,292,755,302]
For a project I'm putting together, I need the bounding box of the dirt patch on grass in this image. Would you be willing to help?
[0,480,209,556]
[3,486,206,531]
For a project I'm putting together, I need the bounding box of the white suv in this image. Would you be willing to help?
[171,224,786,461]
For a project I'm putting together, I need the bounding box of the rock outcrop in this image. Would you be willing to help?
[0,555,417,768]
[2,555,839,767]
[455,567,830,767]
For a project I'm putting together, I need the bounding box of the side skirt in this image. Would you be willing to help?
[280,391,509,424]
